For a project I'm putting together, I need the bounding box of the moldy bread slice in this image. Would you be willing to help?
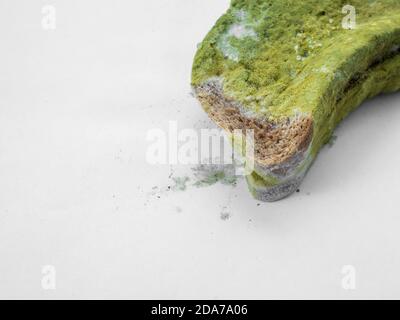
[192,0,400,201]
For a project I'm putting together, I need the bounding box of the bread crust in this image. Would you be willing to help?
[195,80,313,175]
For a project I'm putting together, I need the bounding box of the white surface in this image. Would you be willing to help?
[1,0,400,299]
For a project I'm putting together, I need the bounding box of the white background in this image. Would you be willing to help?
[1,0,400,299]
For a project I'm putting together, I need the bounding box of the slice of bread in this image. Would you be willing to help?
[192,0,400,201]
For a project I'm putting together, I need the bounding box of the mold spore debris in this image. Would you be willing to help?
[176,206,182,213]
[171,176,190,191]
[220,207,231,221]
[191,163,239,188]
[145,163,241,215]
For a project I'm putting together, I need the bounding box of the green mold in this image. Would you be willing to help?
[192,1,400,118]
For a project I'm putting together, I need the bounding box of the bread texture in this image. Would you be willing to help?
[192,0,400,201]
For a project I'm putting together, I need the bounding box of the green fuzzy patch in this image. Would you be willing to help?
[192,0,400,122]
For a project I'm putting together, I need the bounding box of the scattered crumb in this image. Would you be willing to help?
[220,207,231,221]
